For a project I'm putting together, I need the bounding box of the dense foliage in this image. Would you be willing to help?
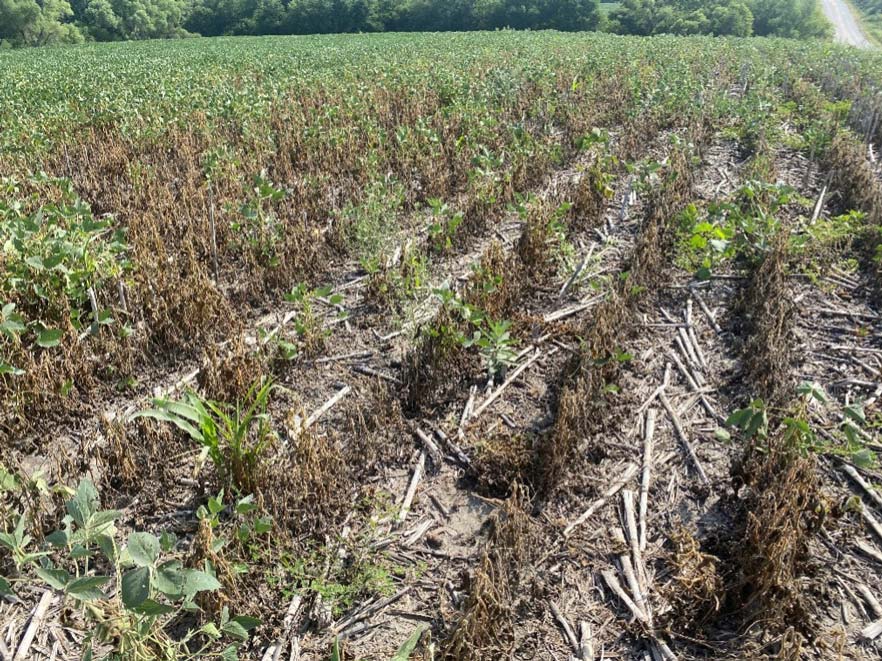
[852,0,882,43]
[609,0,830,38]
[0,0,834,47]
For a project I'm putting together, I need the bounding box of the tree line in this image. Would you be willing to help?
[0,0,831,48]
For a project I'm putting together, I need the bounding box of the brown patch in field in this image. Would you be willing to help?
[439,488,537,661]
[402,307,478,415]
[469,432,535,499]
[463,241,523,319]
[189,516,237,617]
[198,334,267,404]
[729,441,826,631]
[569,157,613,233]
[99,417,189,496]
[536,146,694,496]
[516,198,559,282]
[260,429,354,539]
[824,133,882,226]
[342,382,410,472]
[736,240,794,405]
[662,525,724,630]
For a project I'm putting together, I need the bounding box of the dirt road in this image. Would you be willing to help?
[820,0,873,47]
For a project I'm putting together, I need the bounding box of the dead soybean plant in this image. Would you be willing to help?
[535,146,695,496]
[439,487,537,661]
[736,237,795,406]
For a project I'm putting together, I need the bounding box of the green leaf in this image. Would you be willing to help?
[182,569,221,596]
[88,509,121,530]
[220,645,238,661]
[0,575,12,596]
[96,534,117,562]
[725,408,752,429]
[132,599,175,616]
[844,404,866,426]
[253,517,272,535]
[714,428,731,442]
[0,363,25,376]
[154,560,185,597]
[45,529,68,547]
[36,567,70,590]
[392,624,427,661]
[66,576,109,601]
[744,411,767,439]
[222,621,250,640]
[67,479,99,528]
[330,638,342,661]
[121,566,150,609]
[200,622,221,639]
[231,615,260,632]
[159,531,177,553]
[234,495,257,515]
[797,381,827,403]
[36,328,63,348]
[131,408,202,442]
[70,544,93,559]
[127,532,160,568]
[851,448,877,469]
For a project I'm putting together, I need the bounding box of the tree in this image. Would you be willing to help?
[750,0,831,38]
[1,0,82,46]
[0,0,41,43]
[541,0,602,31]
[77,0,190,40]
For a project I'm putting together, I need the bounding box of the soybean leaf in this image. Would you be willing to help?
[182,569,221,596]
[45,530,68,547]
[37,328,63,348]
[121,566,150,608]
[725,408,752,429]
[852,449,877,469]
[222,621,250,641]
[844,404,866,426]
[200,622,221,639]
[127,532,160,568]
[132,599,175,616]
[159,531,177,553]
[67,479,99,528]
[36,567,70,590]
[154,560,186,597]
[66,576,109,601]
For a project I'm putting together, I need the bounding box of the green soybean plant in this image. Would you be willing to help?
[0,479,258,661]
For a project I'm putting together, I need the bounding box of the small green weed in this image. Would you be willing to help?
[134,378,276,492]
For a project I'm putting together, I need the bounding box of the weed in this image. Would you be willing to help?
[134,378,276,493]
